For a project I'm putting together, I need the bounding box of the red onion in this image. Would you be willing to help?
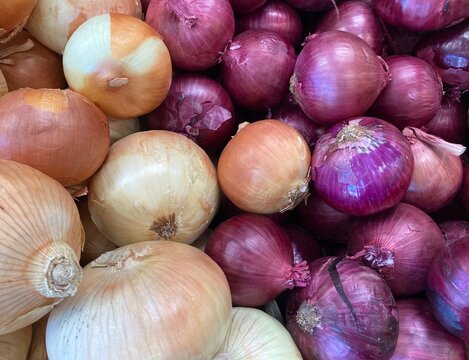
[219,30,296,110]
[370,55,443,130]
[235,1,303,46]
[290,30,390,126]
[315,1,385,55]
[230,0,267,14]
[311,117,414,216]
[347,203,445,296]
[146,73,237,154]
[392,299,467,360]
[381,22,424,55]
[205,214,311,307]
[282,224,322,265]
[373,0,469,32]
[439,221,469,245]
[416,20,469,90]
[286,257,399,360]
[146,0,235,71]
[426,236,469,342]
[286,0,343,12]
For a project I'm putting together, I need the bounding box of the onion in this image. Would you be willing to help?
[205,214,311,306]
[63,13,172,119]
[230,0,267,14]
[26,0,143,54]
[46,241,232,360]
[0,326,32,360]
[0,31,66,91]
[439,220,469,245]
[311,117,414,216]
[426,236,469,342]
[0,70,7,95]
[220,30,296,110]
[392,299,466,360]
[0,88,109,188]
[347,203,445,296]
[286,0,342,12]
[27,315,48,360]
[0,160,84,335]
[235,1,303,46]
[315,0,385,55]
[147,73,237,154]
[282,224,322,265]
[416,20,469,90]
[290,31,390,126]
[109,117,141,145]
[88,130,220,247]
[402,127,465,213]
[146,0,235,71]
[286,257,399,360]
[218,119,311,214]
[0,0,38,43]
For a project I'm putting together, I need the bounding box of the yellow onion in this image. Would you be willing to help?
[0,0,38,43]
[0,88,110,188]
[214,307,302,359]
[46,241,232,360]
[63,13,172,119]
[108,117,141,145]
[0,325,32,360]
[26,0,142,54]
[0,31,66,91]
[27,315,48,360]
[218,120,311,214]
[0,160,84,335]
[88,130,220,246]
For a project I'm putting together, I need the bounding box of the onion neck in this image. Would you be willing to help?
[363,245,394,270]
[333,120,383,153]
[166,0,198,28]
[280,175,310,213]
[296,302,321,334]
[284,260,311,288]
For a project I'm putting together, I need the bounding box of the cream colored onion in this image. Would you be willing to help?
[46,241,232,360]
[27,315,48,360]
[25,0,142,54]
[0,325,32,360]
[63,13,172,119]
[214,307,302,360]
[108,117,141,145]
[88,130,220,246]
[0,0,38,43]
[0,160,83,335]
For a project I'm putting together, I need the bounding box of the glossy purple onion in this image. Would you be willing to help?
[230,0,267,14]
[146,73,236,154]
[205,214,311,307]
[290,31,390,126]
[439,221,469,245]
[286,0,343,12]
[287,257,398,360]
[315,0,385,55]
[426,237,469,342]
[146,0,235,71]
[282,223,322,265]
[311,117,414,216]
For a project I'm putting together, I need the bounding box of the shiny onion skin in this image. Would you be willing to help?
[426,237,469,342]
[402,127,465,213]
[286,257,399,360]
[0,88,110,188]
[147,73,237,155]
[205,214,311,307]
[439,221,469,245]
[0,0,38,42]
[315,0,385,55]
[146,0,235,71]
[282,224,322,265]
[286,0,342,12]
[391,299,466,360]
[230,0,267,14]
[219,30,296,110]
[311,117,414,216]
[347,203,445,296]
[290,31,390,126]
[217,120,311,214]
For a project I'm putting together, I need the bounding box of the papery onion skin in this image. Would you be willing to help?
[220,30,296,110]
[230,0,267,14]
[311,117,414,216]
[286,257,399,360]
[0,88,110,187]
[0,0,38,42]
[146,0,235,71]
[108,117,141,145]
[46,241,232,360]
[218,119,311,214]
[290,30,390,126]
[0,325,32,360]
[286,0,342,12]
[347,203,445,296]
[282,224,322,265]
[439,221,469,245]
[27,315,48,360]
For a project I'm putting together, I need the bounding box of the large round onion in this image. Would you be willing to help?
[0,0,38,42]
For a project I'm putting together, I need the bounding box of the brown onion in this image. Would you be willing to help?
[0,0,38,43]
[0,326,32,360]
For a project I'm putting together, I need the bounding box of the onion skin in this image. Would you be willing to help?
[27,315,48,360]
[0,0,38,42]
[0,326,32,360]
[282,224,322,265]
[439,220,469,245]
[108,117,141,145]
[311,117,414,216]
[286,0,343,12]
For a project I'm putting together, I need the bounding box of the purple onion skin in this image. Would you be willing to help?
[416,20,469,90]
[312,117,414,216]
[220,30,296,110]
[290,30,390,126]
[287,257,399,360]
[392,299,466,360]
[347,203,445,296]
[146,0,235,71]
[146,73,236,154]
[316,0,385,55]
[439,221,469,245]
[230,0,267,14]
[381,23,424,56]
[373,0,469,32]
[426,237,469,342]
[286,0,343,12]
[282,223,322,265]
[235,1,303,47]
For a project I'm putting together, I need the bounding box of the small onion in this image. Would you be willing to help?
[311,117,414,216]
[63,13,172,119]
[0,0,38,42]
[439,220,469,245]
[282,224,322,265]
[218,120,311,214]
[108,117,141,145]
[285,0,342,12]
[0,326,32,360]
[230,0,267,14]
